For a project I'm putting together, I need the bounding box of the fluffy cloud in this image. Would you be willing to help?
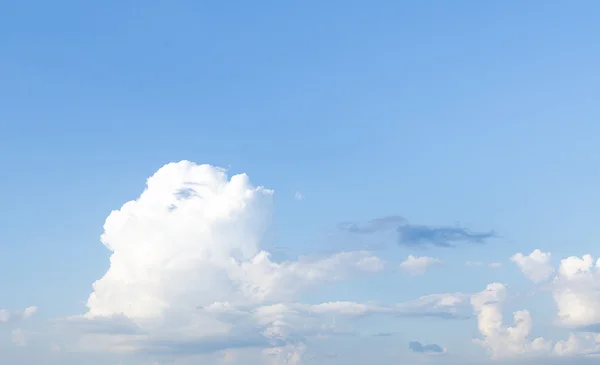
[0,306,37,324]
[471,283,551,359]
[511,250,554,283]
[65,161,389,362]
[399,255,442,276]
[45,160,600,363]
[468,273,600,359]
[552,254,600,328]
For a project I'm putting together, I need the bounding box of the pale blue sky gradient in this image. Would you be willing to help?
[1,1,600,364]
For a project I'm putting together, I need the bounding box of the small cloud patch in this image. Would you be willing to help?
[409,341,447,354]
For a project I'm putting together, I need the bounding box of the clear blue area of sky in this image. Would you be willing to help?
[1,1,600,352]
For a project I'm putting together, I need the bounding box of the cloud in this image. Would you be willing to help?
[511,249,554,283]
[408,341,447,354]
[51,160,600,363]
[399,255,442,276]
[294,192,303,201]
[395,292,472,320]
[337,216,406,234]
[554,333,600,356]
[471,283,551,359]
[61,161,390,362]
[397,225,495,248]
[338,216,495,248]
[459,253,600,359]
[198,295,470,335]
[0,306,37,325]
[552,254,600,328]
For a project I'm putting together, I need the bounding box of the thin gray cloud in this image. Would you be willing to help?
[139,333,271,356]
[575,323,600,333]
[56,315,144,335]
[337,216,406,234]
[409,341,446,354]
[338,216,495,248]
[397,225,495,248]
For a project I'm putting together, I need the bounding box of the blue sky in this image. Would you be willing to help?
[2,1,600,364]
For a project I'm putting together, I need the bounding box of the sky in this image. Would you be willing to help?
[1,1,600,364]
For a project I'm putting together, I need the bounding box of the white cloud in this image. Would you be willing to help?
[488,262,503,269]
[23,306,38,318]
[0,306,37,324]
[294,192,303,201]
[399,255,442,276]
[511,249,554,283]
[47,160,600,363]
[471,283,552,359]
[554,333,600,356]
[552,254,600,328]
[395,292,471,319]
[65,161,387,362]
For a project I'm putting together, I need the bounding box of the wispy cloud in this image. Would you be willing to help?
[338,216,495,248]
[466,261,503,268]
[337,216,405,234]
[398,225,495,248]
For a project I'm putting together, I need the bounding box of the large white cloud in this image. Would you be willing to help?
[72,161,388,362]
[51,160,600,363]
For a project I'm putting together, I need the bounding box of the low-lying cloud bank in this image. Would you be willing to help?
[13,161,600,365]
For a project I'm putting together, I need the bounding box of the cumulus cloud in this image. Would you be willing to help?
[471,283,551,359]
[408,341,447,354]
[62,161,390,362]
[552,254,600,329]
[511,250,554,283]
[338,216,495,248]
[0,306,37,325]
[399,255,442,276]
[53,160,600,363]
[463,253,600,359]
